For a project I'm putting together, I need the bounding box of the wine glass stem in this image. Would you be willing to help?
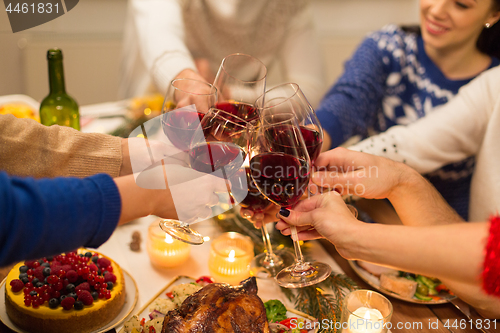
[260,225,275,259]
[290,225,306,266]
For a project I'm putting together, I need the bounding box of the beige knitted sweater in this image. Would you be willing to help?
[0,114,122,178]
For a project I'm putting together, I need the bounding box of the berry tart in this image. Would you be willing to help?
[4,249,126,333]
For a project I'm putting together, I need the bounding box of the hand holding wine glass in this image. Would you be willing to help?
[250,96,332,288]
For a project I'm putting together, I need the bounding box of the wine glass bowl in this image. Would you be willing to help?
[161,78,217,151]
[213,53,267,124]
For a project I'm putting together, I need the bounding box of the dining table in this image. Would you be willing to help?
[0,99,496,333]
[0,213,493,333]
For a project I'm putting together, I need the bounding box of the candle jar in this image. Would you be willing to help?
[147,220,191,268]
[208,232,254,285]
[340,289,393,333]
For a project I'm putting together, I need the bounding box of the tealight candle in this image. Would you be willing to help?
[208,232,254,285]
[341,290,393,333]
[147,220,191,268]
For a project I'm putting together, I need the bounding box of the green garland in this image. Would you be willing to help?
[213,210,358,332]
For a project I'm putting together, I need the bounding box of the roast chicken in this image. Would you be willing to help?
[161,277,270,333]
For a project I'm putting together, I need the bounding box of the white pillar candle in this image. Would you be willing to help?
[346,306,384,333]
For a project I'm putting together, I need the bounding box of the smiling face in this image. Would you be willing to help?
[420,0,500,53]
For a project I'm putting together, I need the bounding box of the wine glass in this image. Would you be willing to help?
[158,78,217,245]
[250,106,331,289]
[161,78,217,151]
[213,53,267,124]
[160,107,250,245]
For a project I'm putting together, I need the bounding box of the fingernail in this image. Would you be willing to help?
[279,208,290,217]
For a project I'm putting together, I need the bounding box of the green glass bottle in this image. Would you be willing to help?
[40,48,80,130]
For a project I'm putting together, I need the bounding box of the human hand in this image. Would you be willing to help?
[275,191,362,258]
[172,69,214,112]
[312,147,414,201]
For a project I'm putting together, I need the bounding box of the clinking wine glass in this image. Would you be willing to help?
[212,53,267,124]
[159,78,217,245]
[250,111,331,289]
[160,108,250,245]
[161,78,217,151]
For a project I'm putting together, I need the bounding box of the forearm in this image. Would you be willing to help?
[387,165,463,226]
[0,114,122,178]
[342,222,488,284]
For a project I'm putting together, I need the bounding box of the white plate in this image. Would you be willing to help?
[0,269,139,333]
[117,276,318,333]
[349,260,456,305]
[0,94,39,112]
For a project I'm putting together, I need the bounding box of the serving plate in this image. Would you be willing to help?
[0,269,138,333]
[349,260,456,304]
[117,275,319,333]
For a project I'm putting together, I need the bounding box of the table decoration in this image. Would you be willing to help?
[340,290,392,333]
[146,221,191,268]
[208,232,254,285]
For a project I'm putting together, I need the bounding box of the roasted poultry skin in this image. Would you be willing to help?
[161,277,270,333]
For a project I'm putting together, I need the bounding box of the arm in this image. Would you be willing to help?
[279,5,326,109]
[276,194,500,318]
[0,114,122,178]
[315,33,389,149]
[129,0,198,94]
[349,66,498,173]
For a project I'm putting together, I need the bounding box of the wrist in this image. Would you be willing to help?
[386,163,423,202]
[119,139,131,177]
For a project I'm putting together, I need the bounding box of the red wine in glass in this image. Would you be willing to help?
[215,101,259,124]
[162,111,205,151]
[266,125,322,164]
[249,152,310,208]
[189,141,246,178]
[300,126,322,164]
[238,168,273,213]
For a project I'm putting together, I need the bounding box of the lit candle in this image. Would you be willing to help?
[208,232,254,285]
[147,221,191,268]
[346,307,384,333]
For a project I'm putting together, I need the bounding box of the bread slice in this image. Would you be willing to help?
[379,272,417,298]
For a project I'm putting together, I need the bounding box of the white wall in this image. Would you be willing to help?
[0,0,418,105]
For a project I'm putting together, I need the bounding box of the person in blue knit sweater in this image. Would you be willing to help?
[0,168,226,267]
[316,0,500,220]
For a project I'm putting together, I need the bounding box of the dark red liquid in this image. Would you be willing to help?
[189,142,245,178]
[266,125,322,164]
[249,153,310,207]
[215,101,259,124]
[300,127,323,164]
[162,111,204,151]
[238,168,273,212]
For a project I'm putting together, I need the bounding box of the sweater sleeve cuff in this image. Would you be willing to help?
[316,111,344,149]
[153,51,197,95]
[85,174,122,248]
[482,215,500,297]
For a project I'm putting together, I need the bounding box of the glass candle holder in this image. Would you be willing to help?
[147,220,191,268]
[208,232,254,285]
[340,289,393,333]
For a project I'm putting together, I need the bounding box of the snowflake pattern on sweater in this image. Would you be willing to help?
[316,24,500,219]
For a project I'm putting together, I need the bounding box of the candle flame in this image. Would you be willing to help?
[227,249,236,262]
[203,236,211,242]
[165,234,174,244]
[364,311,371,320]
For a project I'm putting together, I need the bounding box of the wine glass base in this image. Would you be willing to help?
[249,249,295,279]
[276,261,332,288]
[159,219,204,245]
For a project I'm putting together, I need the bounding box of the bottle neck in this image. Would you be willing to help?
[48,59,66,94]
